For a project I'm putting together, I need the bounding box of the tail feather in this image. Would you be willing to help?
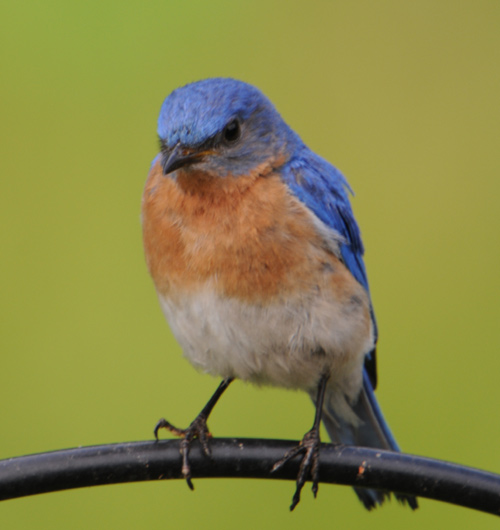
[317,369,418,510]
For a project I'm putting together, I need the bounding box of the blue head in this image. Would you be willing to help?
[157,78,300,177]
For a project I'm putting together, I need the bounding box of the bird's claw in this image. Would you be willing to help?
[154,413,212,490]
[154,418,186,439]
[271,427,321,511]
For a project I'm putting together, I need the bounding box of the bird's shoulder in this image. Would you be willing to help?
[280,147,369,293]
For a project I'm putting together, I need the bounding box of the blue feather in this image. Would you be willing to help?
[281,147,369,293]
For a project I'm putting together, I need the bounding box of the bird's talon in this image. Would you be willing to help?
[274,425,322,510]
[271,446,301,473]
[154,418,188,440]
[290,492,301,511]
[185,476,194,491]
[312,480,319,498]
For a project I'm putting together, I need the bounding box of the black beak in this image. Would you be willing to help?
[161,143,206,175]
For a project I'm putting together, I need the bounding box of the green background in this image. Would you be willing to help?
[1,1,499,528]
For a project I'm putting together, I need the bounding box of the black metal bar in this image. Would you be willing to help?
[0,439,499,515]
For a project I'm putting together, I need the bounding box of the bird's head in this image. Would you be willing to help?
[157,78,298,178]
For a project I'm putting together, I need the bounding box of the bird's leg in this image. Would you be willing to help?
[154,377,234,490]
[272,373,329,511]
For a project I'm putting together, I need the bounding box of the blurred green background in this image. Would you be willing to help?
[1,0,499,528]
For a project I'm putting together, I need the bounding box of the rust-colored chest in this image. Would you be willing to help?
[142,159,329,303]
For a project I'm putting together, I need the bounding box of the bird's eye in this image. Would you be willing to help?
[222,119,241,144]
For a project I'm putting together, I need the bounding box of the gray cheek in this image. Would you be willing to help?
[202,156,263,178]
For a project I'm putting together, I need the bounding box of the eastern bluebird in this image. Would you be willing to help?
[142,78,417,511]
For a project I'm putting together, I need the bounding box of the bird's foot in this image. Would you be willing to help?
[154,378,233,490]
[154,413,212,490]
[271,426,321,511]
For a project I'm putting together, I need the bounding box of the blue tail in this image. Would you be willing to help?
[318,369,418,510]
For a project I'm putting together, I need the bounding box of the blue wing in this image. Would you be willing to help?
[283,148,368,291]
[281,146,378,386]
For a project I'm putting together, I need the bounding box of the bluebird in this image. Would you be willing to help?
[142,78,418,511]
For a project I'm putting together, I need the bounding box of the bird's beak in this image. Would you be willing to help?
[161,143,212,175]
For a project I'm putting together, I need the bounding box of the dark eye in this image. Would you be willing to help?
[222,119,241,144]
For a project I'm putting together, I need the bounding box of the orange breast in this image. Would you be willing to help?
[142,157,344,304]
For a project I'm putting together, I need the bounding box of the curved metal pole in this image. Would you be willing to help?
[0,439,499,515]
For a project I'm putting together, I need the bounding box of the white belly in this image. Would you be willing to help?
[158,285,373,399]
